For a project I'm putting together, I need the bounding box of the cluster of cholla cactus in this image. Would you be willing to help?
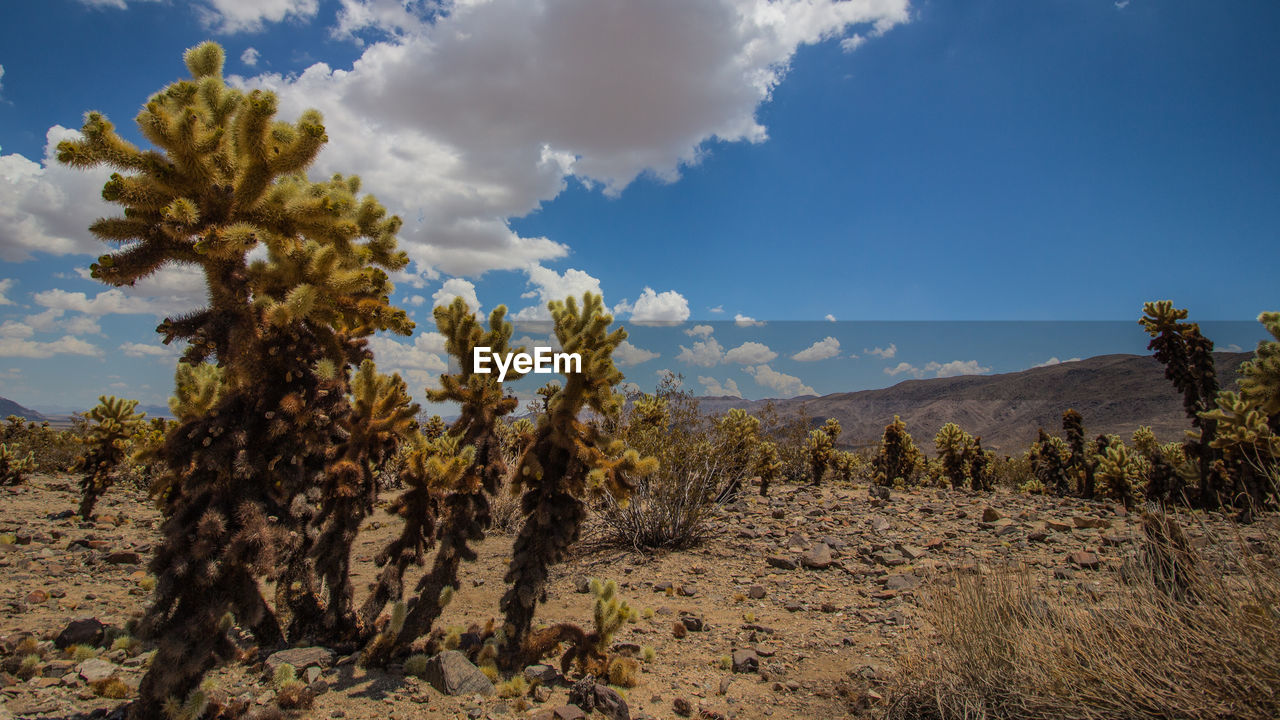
[501,293,656,662]
[754,438,783,496]
[76,396,145,518]
[932,423,993,490]
[1140,301,1223,507]
[872,416,924,487]
[58,41,415,717]
[0,443,36,486]
[1061,409,1091,496]
[804,418,842,485]
[1131,425,1186,504]
[1028,429,1072,496]
[525,578,639,685]
[714,408,764,501]
[1094,440,1146,511]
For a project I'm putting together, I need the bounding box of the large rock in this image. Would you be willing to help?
[801,543,834,569]
[767,556,799,571]
[55,618,108,649]
[264,647,336,675]
[77,658,117,684]
[422,651,494,696]
[731,648,759,674]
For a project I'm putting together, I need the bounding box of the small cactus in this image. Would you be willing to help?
[76,395,145,518]
[0,443,36,486]
[873,416,923,486]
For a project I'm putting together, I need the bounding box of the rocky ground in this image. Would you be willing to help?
[0,474,1270,720]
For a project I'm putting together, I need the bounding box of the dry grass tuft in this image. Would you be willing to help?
[882,510,1280,720]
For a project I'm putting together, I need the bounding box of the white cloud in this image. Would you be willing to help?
[1,127,115,262]
[404,294,425,307]
[614,340,659,367]
[698,375,742,398]
[61,315,102,335]
[241,47,260,66]
[625,287,690,323]
[239,0,907,278]
[367,331,448,390]
[0,64,5,94]
[0,279,15,305]
[514,265,603,321]
[675,337,724,368]
[0,335,102,359]
[734,314,764,327]
[724,341,777,365]
[1031,356,1082,369]
[33,288,163,316]
[745,364,814,399]
[684,324,714,339]
[120,341,182,360]
[792,336,841,362]
[708,305,724,314]
[824,313,836,322]
[197,0,319,33]
[1224,344,1243,353]
[885,359,991,379]
[864,343,897,359]
[431,278,480,313]
[0,321,34,339]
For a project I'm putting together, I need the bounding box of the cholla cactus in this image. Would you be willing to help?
[371,299,525,663]
[501,293,656,659]
[966,436,995,491]
[1236,311,1280,425]
[1201,391,1279,516]
[1062,409,1091,497]
[1095,442,1146,510]
[714,408,761,501]
[1140,301,1222,507]
[524,578,637,677]
[872,416,923,487]
[754,439,782,496]
[0,444,36,486]
[1029,430,1072,496]
[57,42,413,717]
[77,396,145,518]
[934,423,971,489]
[830,450,863,483]
[804,418,841,485]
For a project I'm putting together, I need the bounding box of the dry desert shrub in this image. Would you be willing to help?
[882,510,1280,720]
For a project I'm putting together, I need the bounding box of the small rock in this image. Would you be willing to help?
[1053,567,1075,580]
[1073,515,1110,530]
[575,577,592,594]
[1069,551,1101,569]
[56,618,108,649]
[732,649,759,674]
[680,615,704,632]
[673,697,693,717]
[525,664,563,686]
[982,507,1002,523]
[264,647,335,675]
[24,589,48,604]
[77,658,117,684]
[746,584,766,599]
[103,552,142,565]
[882,574,919,591]
[801,543,834,569]
[767,556,798,571]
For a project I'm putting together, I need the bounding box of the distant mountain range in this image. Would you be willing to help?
[698,352,1251,455]
[0,397,44,422]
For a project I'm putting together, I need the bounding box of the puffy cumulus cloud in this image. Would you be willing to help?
[367,331,448,389]
[403,294,426,307]
[120,341,182,360]
[792,336,840,362]
[684,324,714,339]
[197,0,319,33]
[514,265,603,321]
[708,306,724,314]
[622,287,690,324]
[240,47,260,66]
[241,0,907,278]
[614,340,659,368]
[885,359,991,379]
[723,341,777,365]
[1031,356,1081,369]
[33,288,164,316]
[825,313,836,322]
[1,127,115,262]
[61,316,102,335]
[0,279,15,306]
[864,343,897,359]
[431,277,480,313]
[0,335,101,359]
[0,321,34,338]
[698,375,742,398]
[745,364,814,399]
[734,314,764,327]
[675,337,724,368]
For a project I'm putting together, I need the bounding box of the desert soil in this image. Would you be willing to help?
[0,475,1268,720]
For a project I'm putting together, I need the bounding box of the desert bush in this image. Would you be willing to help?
[882,511,1280,720]
[713,408,764,500]
[987,453,1033,491]
[872,416,924,487]
[0,443,36,486]
[597,373,725,551]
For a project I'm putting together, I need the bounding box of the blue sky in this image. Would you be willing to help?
[1,0,1277,412]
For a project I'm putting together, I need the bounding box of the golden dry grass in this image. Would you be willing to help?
[882,511,1280,720]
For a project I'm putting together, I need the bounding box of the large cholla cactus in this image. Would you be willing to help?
[57,42,412,717]
[1095,442,1146,511]
[0,444,36,486]
[1140,301,1222,507]
[934,423,971,488]
[76,396,145,518]
[501,293,656,660]
[1236,312,1280,427]
[1062,409,1091,497]
[714,408,762,501]
[1029,429,1072,496]
[872,415,923,487]
[804,418,841,485]
[367,299,525,663]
